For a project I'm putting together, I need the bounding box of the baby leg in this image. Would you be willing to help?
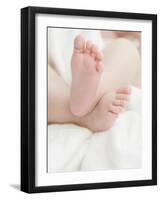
[70,36,138,118]
[98,37,141,94]
[48,65,129,132]
[48,65,75,124]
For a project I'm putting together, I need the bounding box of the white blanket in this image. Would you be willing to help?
[48,29,142,172]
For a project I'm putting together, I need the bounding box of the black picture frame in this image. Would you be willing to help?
[21,6,157,193]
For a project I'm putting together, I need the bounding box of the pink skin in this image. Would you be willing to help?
[83,87,131,132]
[48,34,136,132]
[48,65,131,133]
[70,35,104,117]
[70,35,131,120]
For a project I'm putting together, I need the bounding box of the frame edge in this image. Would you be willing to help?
[20,6,157,193]
[21,7,30,193]
[21,7,36,193]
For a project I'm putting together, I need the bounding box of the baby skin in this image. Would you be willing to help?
[48,35,137,132]
[69,35,131,131]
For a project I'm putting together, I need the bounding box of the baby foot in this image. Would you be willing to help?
[70,35,104,117]
[83,87,131,132]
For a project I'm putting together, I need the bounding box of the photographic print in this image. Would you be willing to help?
[21,7,157,193]
[47,28,142,173]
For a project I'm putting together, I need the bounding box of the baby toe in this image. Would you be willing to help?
[74,35,85,53]
[95,51,104,61]
[96,61,103,73]
[113,99,127,107]
[117,86,131,95]
[109,104,123,114]
[116,93,129,101]
[86,40,93,53]
[91,44,98,58]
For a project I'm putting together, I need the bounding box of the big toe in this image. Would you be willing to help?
[74,35,85,53]
[117,86,131,95]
